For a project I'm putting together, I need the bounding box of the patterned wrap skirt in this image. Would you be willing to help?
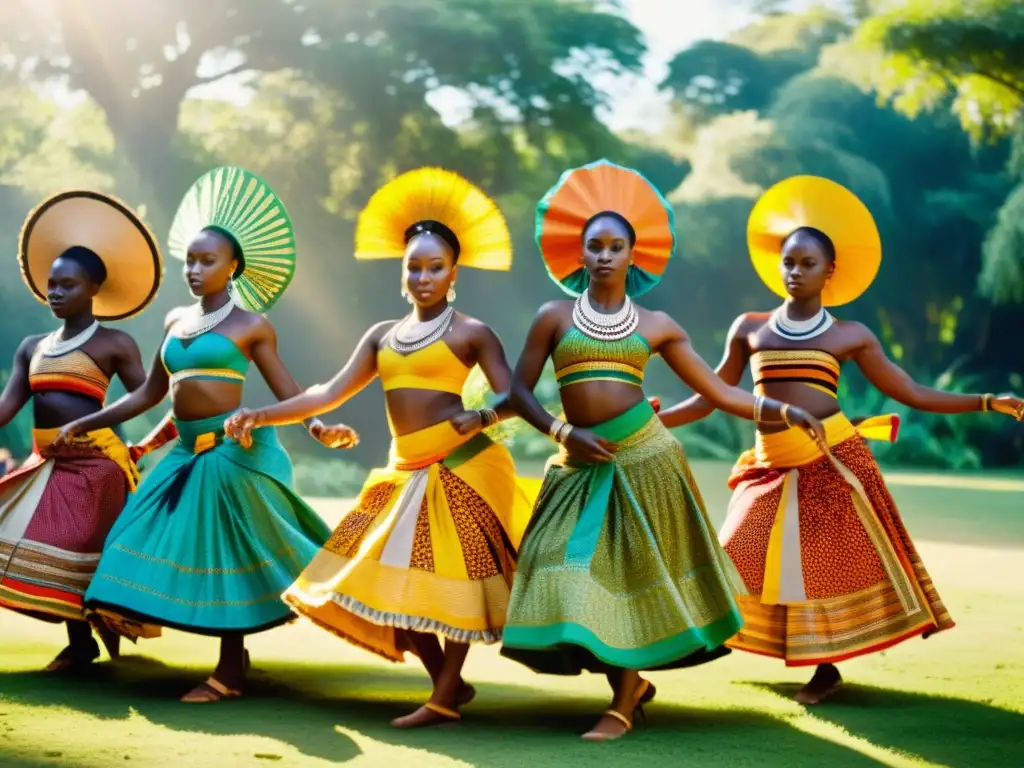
[0,428,136,622]
[83,411,331,638]
[501,400,745,675]
[283,420,535,662]
[721,411,954,667]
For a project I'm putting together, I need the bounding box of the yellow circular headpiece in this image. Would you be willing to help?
[747,175,881,307]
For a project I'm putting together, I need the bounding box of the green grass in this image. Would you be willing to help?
[1,462,1023,767]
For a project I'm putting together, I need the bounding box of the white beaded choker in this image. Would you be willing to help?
[573,291,639,341]
[173,299,236,340]
[769,304,834,341]
[389,305,455,354]
[39,321,100,357]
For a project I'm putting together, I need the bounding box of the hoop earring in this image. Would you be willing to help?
[447,283,457,303]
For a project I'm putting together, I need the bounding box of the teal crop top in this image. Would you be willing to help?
[552,327,651,388]
[161,332,249,386]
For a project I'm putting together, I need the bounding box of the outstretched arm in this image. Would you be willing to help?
[0,336,40,429]
[852,325,1019,414]
[659,314,752,428]
[237,321,387,429]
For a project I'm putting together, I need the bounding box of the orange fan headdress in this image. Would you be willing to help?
[535,159,676,297]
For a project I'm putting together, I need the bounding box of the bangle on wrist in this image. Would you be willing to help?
[981,393,993,412]
[479,408,498,428]
[780,403,793,427]
[557,424,574,444]
[548,418,566,440]
[753,394,765,422]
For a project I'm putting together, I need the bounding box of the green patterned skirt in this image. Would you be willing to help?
[501,400,745,674]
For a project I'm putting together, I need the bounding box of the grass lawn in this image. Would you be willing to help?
[1,461,1022,767]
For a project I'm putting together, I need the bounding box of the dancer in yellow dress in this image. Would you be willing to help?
[659,176,1024,704]
[226,167,534,728]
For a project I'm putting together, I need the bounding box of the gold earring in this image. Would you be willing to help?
[447,283,457,302]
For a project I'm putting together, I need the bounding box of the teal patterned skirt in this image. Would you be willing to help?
[501,400,745,674]
[84,412,331,637]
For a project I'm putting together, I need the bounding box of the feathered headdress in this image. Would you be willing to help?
[169,166,297,312]
[355,167,512,270]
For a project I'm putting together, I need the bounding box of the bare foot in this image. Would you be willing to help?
[391,702,461,729]
[456,682,476,707]
[794,664,842,705]
[581,709,632,742]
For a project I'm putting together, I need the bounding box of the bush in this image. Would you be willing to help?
[292,456,367,497]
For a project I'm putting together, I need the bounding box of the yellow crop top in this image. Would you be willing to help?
[751,349,840,398]
[377,340,470,395]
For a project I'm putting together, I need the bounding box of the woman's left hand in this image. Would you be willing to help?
[449,410,483,435]
[309,419,359,449]
[991,393,1024,422]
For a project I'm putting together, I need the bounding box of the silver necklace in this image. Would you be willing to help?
[173,299,236,340]
[769,304,834,341]
[39,320,100,357]
[573,291,639,341]
[389,305,454,353]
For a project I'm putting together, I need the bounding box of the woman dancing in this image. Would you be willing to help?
[226,167,534,728]
[500,160,827,742]
[54,167,356,702]
[658,175,1024,704]
[0,190,162,671]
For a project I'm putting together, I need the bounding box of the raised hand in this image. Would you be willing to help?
[224,408,261,449]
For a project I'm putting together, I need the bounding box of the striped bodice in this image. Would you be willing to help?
[29,348,110,402]
[552,326,651,389]
[751,349,840,398]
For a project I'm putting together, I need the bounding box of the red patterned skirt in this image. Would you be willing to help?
[0,428,134,622]
[719,412,954,666]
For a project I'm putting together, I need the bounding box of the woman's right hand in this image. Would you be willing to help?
[224,408,261,450]
[51,422,87,451]
[563,427,617,464]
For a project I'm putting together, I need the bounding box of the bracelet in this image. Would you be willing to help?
[557,424,574,444]
[981,393,993,412]
[780,403,793,428]
[753,395,765,422]
[307,417,323,433]
[479,408,498,428]
[548,418,566,439]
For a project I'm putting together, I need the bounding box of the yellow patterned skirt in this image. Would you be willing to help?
[284,421,535,662]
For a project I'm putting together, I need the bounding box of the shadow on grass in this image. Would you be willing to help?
[0,657,890,768]
[753,682,1024,768]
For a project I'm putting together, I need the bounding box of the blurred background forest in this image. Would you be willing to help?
[1,0,1022,495]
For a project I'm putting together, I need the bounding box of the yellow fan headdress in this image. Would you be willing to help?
[355,167,512,270]
[748,175,882,307]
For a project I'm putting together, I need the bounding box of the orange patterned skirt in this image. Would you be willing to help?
[719,412,954,666]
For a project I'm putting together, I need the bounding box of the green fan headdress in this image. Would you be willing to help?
[169,166,297,312]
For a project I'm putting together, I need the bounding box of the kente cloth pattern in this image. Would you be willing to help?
[83,411,331,639]
[720,411,954,666]
[501,400,745,674]
[284,420,535,662]
[0,428,133,622]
